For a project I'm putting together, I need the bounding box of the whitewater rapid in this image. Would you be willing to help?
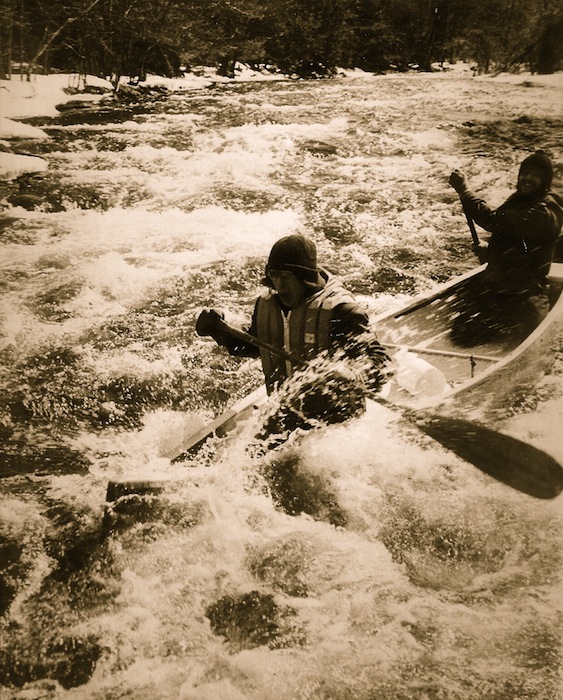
[1,69,562,699]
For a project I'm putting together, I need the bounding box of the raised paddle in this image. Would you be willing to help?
[211,318,563,500]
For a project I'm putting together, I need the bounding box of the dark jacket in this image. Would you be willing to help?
[459,187,563,295]
[218,270,389,393]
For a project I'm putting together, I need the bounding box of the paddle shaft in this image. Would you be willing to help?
[214,319,563,499]
[216,318,305,367]
[459,195,480,246]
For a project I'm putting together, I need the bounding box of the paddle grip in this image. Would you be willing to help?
[195,308,225,337]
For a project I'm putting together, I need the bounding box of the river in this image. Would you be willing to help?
[1,69,563,699]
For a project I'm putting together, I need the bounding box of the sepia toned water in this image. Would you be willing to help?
[1,70,563,699]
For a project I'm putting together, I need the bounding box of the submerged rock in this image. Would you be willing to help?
[55,99,94,112]
[0,534,26,615]
[6,192,43,210]
[0,441,91,477]
[205,590,305,651]
[246,532,317,597]
[0,634,103,689]
[261,449,348,527]
[102,491,210,536]
[56,107,135,126]
[299,139,338,156]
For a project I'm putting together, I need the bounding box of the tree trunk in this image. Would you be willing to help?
[0,6,13,79]
[27,0,104,74]
[217,55,237,78]
[535,18,563,73]
[421,1,450,72]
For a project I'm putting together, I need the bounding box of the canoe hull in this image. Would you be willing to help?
[172,386,267,462]
[106,264,563,501]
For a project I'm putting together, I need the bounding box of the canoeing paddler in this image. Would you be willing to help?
[449,150,563,346]
[196,234,390,436]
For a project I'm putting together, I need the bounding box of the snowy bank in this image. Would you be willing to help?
[0,73,113,121]
[0,68,250,180]
[0,152,48,181]
[0,115,48,139]
[0,74,115,181]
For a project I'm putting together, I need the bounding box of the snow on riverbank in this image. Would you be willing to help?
[0,74,107,180]
[0,150,48,181]
[1,65,562,181]
[0,67,278,180]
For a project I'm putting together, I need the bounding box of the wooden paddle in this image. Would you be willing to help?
[213,319,563,500]
[459,195,480,246]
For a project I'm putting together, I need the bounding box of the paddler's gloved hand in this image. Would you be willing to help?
[196,308,228,345]
[449,169,468,194]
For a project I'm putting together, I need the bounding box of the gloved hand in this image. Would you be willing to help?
[449,169,467,193]
[195,308,225,337]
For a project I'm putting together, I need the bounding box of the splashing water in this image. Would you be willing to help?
[1,71,563,699]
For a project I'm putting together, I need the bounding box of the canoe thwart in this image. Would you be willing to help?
[383,342,501,364]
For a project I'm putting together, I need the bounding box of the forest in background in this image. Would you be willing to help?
[1,0,562,84]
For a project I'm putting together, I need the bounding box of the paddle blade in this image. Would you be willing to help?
[419,416,563,500]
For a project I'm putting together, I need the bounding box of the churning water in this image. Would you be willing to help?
[1,70,563,699]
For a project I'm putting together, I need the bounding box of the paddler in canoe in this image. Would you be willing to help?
[196,234,391,439]
[449,149,563,347]
[192,232,563,501]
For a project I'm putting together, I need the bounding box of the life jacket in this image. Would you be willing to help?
[255,272,357,393]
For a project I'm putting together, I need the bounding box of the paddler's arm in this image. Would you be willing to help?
[330,303,391,391]
[195,308,260,358]
[449,170,563,240]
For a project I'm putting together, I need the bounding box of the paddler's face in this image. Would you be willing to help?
[268,270,306,309]
[517,166,544,196]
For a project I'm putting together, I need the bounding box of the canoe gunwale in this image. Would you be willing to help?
[171,385,267,462]
[389,264,487,320]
